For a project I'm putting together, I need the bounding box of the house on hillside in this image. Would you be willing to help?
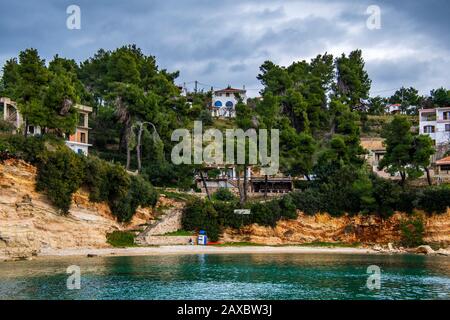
[385,104,416,115]
[419,107,450,146]
[1,97,42,135]
[1,97,93,155]
[195,165,293,195]
[361,138,386,172]
[435,156,450,178]
[210,86,247,118]
[65,104,93,155]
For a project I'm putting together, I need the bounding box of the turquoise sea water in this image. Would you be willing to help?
[0,253,449,300]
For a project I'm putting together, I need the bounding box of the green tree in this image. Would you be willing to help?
[368,96,387,115]
[389,87,421,115]
[0,58,20,97]
[334,50,371,110]
[15,49,49,136]
[378,116,414,185]
[430,87,450,108]
[411,134,435,186]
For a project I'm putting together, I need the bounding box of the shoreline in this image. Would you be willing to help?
[35,245,380,259]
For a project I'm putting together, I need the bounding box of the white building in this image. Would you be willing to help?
[385,104,417,115]
[210,86,247,118]
[419,107,450,145]
[1,97,92,155]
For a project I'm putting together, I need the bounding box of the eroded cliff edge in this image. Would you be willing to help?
[222,211,450,247]
[0,159,153,261]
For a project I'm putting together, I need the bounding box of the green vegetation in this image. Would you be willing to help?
[182,196,297,241]
[163,230,194,236]
[0,135,158,221]
[400,216,425,248]
[1,45,449,238]
[36,148,85,213]
[106,231,137,247]
[379,116,435,186]
[212,188,236,201]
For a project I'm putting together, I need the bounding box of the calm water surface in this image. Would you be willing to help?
[0,253,449,300]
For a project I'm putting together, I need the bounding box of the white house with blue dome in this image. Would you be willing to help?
[211,86,247,118]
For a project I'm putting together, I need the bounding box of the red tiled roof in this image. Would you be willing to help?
[436,156,450,165]
[215,86,245,93]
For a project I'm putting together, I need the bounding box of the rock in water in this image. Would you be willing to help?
[415,245,435,255]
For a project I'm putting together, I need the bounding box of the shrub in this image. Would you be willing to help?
[106,231,137,247]
[198,109,213,126]
[214,200,242,228]
[83,156,111,202]
[36,148,85,214]
[417,186,450,214]
[0,135,47,164]
[371,177,401,218]
[278,195,297,219]
[396,189,417,214]
[289,189,323,215]
[182,198,220,241]
[111,175,158,222]
[213,188,236,201]
[0,120,15,133]
[250,200,282,227]
[400,216,425,247]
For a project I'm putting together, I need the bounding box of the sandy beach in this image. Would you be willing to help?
[37,245,378,259]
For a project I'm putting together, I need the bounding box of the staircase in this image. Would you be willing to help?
[135,207,184,245]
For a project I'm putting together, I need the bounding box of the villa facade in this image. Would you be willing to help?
[1,97,92,155]
[210,86,247,118]
[419,107,450,145]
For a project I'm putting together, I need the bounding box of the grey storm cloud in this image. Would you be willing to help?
[0,0,448,97]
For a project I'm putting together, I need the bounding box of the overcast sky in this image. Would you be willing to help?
[0,0,448,97]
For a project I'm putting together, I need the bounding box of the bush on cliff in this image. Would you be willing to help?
[417,185,450,214]
[212,188,236,201]
[0,135,47,165]
[36,148,85,214]
[84,159,158,222]
[400,216,425,247]
[182,198,220,241]
[109,175,158,222]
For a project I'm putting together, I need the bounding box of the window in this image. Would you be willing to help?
[225,101,234,107]
[214,101,222,107]
[226,93,230,97]
[80,132,86,143]
[446,124,450,132]
[78,114,86,127]
[440,165,450,171]
[28,125,34,134]
[423,125,435,133]
[444,112,450,120]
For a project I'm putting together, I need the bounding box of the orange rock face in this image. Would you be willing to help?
[0,159,155,260]
[222,211,450,247]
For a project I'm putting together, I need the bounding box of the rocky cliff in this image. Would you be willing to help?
[0,159,154,261]
[222,211,450,247]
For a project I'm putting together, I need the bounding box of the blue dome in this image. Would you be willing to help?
[214,101,222,108]
[225,101,234,107]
